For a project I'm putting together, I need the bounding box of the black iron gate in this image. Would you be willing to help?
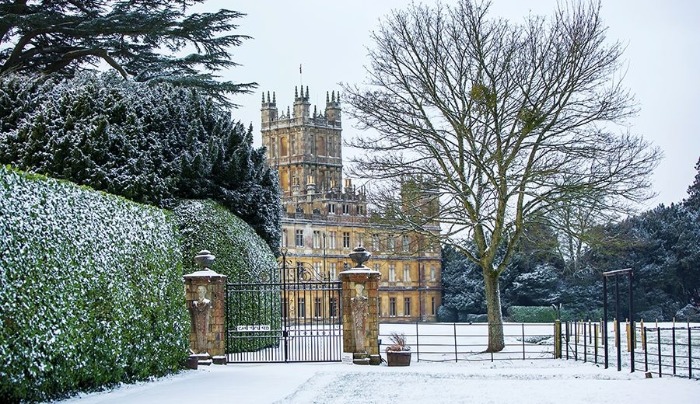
[226,258,343,363]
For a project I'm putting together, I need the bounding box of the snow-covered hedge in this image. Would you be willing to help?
[0,166,188,402]
[0,72,281,254]
[174,200,280,352]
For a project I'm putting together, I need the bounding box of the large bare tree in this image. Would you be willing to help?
[342,0,660,351]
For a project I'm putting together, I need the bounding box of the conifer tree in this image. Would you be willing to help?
[0,0,253,105]
[684,156,700,211]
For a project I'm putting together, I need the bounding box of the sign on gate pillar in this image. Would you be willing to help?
[183,250,227,359]
[340,246,381,365]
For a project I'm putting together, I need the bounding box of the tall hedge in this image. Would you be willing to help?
[0,166,188,402]
[0,72,281,254]
[174,199,279,352]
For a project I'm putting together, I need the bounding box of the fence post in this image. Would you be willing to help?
[416,321,420,363]
[583,321,587,363]
[672,318,677,376]
[643,326,648,372]
[688,321,692,380]
[522,323,526,360]
[453,322,458,363]
[554,320,562,359]
[565,321,570,360]
[574,320,579,360]
[657,327,662,377]
[594,323,598,364]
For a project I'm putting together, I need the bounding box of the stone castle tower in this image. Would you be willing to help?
[261,87,366,219]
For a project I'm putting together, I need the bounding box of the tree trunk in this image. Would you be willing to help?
[483,271,505,352]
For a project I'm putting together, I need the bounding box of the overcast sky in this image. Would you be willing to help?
[201,0,699,208]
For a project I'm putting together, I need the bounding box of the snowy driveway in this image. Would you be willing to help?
[61,359,699,404]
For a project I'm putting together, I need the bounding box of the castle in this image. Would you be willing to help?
[261,87,442,322]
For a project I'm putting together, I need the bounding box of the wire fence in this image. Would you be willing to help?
[560,320,700,380]
[378,322,556,362]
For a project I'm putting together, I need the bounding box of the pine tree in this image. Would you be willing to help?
[0,0,254,105]
[684,156,700,211]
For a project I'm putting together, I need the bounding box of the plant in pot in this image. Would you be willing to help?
[385,332,411,366]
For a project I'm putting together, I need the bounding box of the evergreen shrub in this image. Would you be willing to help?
[0,72,281,253]
[0,167,188,402]
[507,306,558,323]
[173,200,280,352]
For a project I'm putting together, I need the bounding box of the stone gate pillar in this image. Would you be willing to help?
[340,246,381,365]
[183,250,227,363]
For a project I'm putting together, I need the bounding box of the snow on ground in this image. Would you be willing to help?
[60,358,699,404]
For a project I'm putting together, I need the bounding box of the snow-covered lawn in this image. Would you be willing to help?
[61,358,699,404]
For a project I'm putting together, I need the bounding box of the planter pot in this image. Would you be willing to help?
[386,351,411,366]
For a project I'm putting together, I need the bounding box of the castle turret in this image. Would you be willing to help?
[261,91,277,129]
[293,85,311,122]
[325,90,341,125]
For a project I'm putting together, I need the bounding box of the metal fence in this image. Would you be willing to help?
[560,320,700,380]
[378,322,556,362]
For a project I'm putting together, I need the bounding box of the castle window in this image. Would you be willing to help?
[328,203,336,214]
[372,234,380,252]
[403,264,411,282]
[404,297,411,316]
[313,231,321,248]
[298,298,306,318]
[313,262,322,279]
[389,264,396,282]
[314,297,322,318]
[295,229,304,247]
[328,232,337,249]
[357,205,364,215]
[329,262,337,280]
[342,204,350,214]
[282,229,288,248]
[342,232,350,248]
[389,297,397,317]
[280,136,288,156]
[431,297,436,315]
[329,297,338,317]
[430,265,436,282]
[402,235,410,252]
[387,235,396,251]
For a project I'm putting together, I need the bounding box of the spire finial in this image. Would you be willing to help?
[262,92,265,103]
[326,91,330,103]
[273,92,276,103]
[295,86,298,99]
[305,85,309,100]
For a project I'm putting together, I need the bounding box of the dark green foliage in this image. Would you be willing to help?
[174,199,278,281]
[582,203,700,320]
[0,0,254,104]
[0,167,188,403]
[440,245,485,316]
[0,72,281,253]
[173,199,280,352]
[684,156,700,212]
[506,306,557,323]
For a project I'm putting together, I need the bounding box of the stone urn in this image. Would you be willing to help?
[194,250,215,270]
[349,246,371,268]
